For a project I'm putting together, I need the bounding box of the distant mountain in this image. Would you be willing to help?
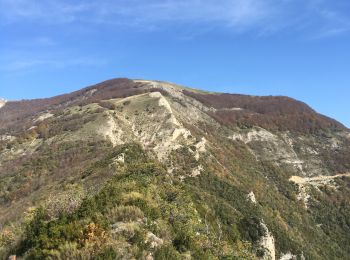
[0,78,349,259]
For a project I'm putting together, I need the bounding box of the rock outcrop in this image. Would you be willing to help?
[0,78,349,259]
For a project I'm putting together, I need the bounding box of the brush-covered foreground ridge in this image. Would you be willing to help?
[0,79,350,260]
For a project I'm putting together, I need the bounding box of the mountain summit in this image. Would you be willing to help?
[0,79,349,259]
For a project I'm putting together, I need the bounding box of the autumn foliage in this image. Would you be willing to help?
[183,90,346,133]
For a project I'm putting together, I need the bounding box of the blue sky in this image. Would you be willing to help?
[0,0,349,127]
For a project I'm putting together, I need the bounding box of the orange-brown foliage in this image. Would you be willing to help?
[183,90,346,133]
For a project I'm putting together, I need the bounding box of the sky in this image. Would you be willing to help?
[0,0,349,127]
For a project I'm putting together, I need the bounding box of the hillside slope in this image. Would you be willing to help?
[0,79,349,260]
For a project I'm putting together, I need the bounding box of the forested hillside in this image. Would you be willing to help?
[0,79,349,259]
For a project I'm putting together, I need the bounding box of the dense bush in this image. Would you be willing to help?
[154,245,181,260]
[11,143,262,259]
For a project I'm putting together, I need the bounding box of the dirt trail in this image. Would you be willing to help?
[289,173,350,207]
[290,173,350,186]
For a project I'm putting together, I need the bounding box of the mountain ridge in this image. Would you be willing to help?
[0,78,347,133]
[0,78,350,259]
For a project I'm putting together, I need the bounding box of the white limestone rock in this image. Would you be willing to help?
[247,191,257,204]
[259,221,276,260]
[0,98,6,109]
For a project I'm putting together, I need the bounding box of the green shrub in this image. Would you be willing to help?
[94,246,118,260]
[107,205,144,223]
[238,217,266,243]
[172,230,192,253]
[154,245,181,260]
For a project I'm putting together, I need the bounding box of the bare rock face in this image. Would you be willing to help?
[0,98,6,109]
[247,191,257,204]
[279,252,297,260]
[259,221,276,260]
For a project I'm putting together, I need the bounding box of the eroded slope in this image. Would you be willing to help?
[0,79,349,259]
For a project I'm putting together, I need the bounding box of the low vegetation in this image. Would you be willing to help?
[1,79,349,259]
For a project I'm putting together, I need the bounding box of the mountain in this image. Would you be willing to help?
[0,78,349,260]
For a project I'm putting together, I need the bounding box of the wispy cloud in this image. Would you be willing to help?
[0,0,268,29]
[1,0,349,37]
[0,53,107,73]
[0,0,91,24]
[312,7,350,38]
